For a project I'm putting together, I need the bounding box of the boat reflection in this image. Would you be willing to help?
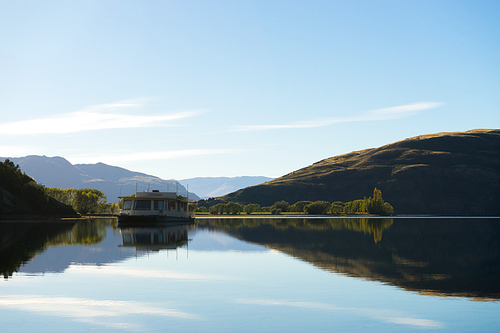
[119,223,190,252]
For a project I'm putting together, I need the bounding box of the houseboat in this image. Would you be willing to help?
[118,190,194,224]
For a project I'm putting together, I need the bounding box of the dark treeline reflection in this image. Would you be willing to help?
[197,217,500,300]
[0,219,108,279]
[196,217,393,243]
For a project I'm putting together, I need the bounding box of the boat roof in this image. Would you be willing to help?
[118,191,188,200]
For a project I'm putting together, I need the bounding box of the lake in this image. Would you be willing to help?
[1,217,499,332]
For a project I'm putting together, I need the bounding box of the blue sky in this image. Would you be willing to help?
[1,1,499,180]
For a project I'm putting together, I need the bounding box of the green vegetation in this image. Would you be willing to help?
[304,201,331,215]
[46,188,107,215]
[201,188,393,216]
[1,159,49,211]
[0,159,77,217]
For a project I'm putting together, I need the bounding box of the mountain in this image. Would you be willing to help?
[179,176,274,198]
[0,156,200,203]
[222,129,500,215]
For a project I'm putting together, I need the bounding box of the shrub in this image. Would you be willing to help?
[304,201,331,215]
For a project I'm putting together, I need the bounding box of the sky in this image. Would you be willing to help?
[1,1,499,180]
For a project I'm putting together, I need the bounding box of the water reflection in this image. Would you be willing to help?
[119,224,189,251]
[0,295,200,330]
[0,219,114,278]
[2,217,500,301]
[197,217,500,300]
[198,217,393,242]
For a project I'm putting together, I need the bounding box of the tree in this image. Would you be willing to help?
[363,188,394,215]
[209,203,228,215]
[189,203,199,212]
[344,199,365,214]
[46,188,73,205]
[243,203,260,215]
[72,189,106,214]
[216,203,228,214]
[304,201,331,215]
[209,205,219,215]
[0,159,49,212]
[227,202,242,215]
[290,201,312,212]
[272,200,290,212]
[330,201,344,215]
[271,207,282,215]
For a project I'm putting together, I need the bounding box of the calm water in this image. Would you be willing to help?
[1,217,499,332]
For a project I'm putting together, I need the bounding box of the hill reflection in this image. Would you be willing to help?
[197,217,500,300]
[3,217,499,301]
[0,219,107,279]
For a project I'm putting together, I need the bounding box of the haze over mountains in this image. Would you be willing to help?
[223,129,500,216]
[0,155,273,203]
[179,176,273,198]
[1,156,195,202]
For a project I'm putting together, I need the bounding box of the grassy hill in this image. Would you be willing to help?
[222,129,500,215]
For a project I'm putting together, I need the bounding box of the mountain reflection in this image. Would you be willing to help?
[197,217,500,300]
[3,217,500,301]
[0,219,107,279]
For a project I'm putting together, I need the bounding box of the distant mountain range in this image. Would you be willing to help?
[179,176,273,198]
[0,156,196,202]
[223,129,500,216]
[0,155,273,203]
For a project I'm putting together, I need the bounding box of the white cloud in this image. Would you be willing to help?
[236,299,444,329]
[0,100,204,135]
[0,295,200,330]
[231,102,443,131]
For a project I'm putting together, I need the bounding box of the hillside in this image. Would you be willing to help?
[0,160,78,219]
[0,156,199,202]
[222,129,500,215]
[179,176,273,198]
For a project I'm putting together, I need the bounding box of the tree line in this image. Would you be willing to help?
[0,159,50,213]
[45,188,114,215]
[192,188,394,216]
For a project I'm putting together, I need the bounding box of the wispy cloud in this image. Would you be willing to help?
[68,264,237,281]
[67,148,243,164]
[0,295,200,330]
[236,299,444,329]
[231,102,443,132]
[0,100,203,135]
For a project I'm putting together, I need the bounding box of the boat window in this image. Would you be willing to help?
[123,200,132,210]
[123,234,132,244]
[154,233,164,243]
[134,233,151,243]
[134,200,151,210]
[154,200,164,211]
